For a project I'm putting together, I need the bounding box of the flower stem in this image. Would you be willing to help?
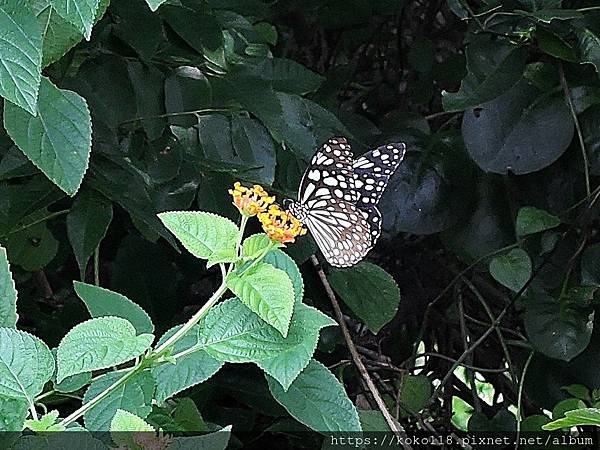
[58,363,140,427]
[154,281,228,356]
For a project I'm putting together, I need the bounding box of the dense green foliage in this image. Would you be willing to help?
[2,0,600,446]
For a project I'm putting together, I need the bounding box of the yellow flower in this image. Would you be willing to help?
[258,204,307,244]
[229,182,275,216]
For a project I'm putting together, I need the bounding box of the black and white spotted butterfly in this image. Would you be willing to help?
[285,137,406,267]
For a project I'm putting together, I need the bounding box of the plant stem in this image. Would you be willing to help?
[29,404,38,421]
[93,246,100,286]
[559,63,590,196]
[2,210,69,238]
[153,282,228,355]
[515,351,535,450]
[58,363,140,427]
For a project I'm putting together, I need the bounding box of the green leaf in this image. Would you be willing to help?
[53,370,91,393]
[152,325,223,404]
[3,77,92,196]
[198,298,335,389]
[328,262,400,334]
[523,290,594,361]
[226,262,295,337]
[0,328,54,403]
[158,211,239,260]
[83,370,154,430]
[74,282,154,335]
[0,395,29,431]
[167,425,232,450]
[562,384,591,402]
[489,248,532,292]
[399,375,432,415]
[516,207,561,236]
[56,316,154,382]
[236,58,324,95]
[144,0,166,11]
[267,359,361,432]
[552,398,587,420]
[231,116,277,185]
[442,36,526,111]
[24,410,64,431]
[379,141,475,235]
[542,408,600,430]
[206,248,238,268]
[462,80,573,175]
[0,0,42,115]
[263,249,304,304]
[0,247,18,327]
[110,409,155,433]
[67,188,113,278]
[242,234,273,259]
[49,0,99,39]
[578,29,600,74]
[5,213,58,271]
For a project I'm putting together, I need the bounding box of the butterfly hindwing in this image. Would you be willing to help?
[298,137,357,205]
[305,200,372,267]
[353,142,406,206]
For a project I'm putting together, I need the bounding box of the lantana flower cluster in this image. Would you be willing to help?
[229,182,306,244]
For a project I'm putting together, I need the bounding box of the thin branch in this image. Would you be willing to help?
[310,256,412,449]
[559,62,590,196]
[515,351,535,450]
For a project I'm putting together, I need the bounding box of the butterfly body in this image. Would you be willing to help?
[286,137,406,267]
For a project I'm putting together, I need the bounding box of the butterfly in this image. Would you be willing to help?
[285,137,406,267]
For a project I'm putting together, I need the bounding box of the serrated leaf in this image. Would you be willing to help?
[3,77,92,196]
[0,395,29,431]
[489,248,532,292]
[31,0,109,67]
[49,0,99,39]
[158,211,239,260]
[0,0,42,115]
[516,206,561,236]
[67,189,113,279]
[226,262,295,337]
[206,248,238,268]
[0,247,18,327]
[267,359,361,432]
[83,370,154,431]
[197,298,335,389]
[242,234,273,259]
[74,282,154,335]
[152,325,223,405]
[110,409,155,434]
[263,249,304,304]
[145,0,166,12]
[328,262,400,334]
[0,328,54,403]
[167,425,232,450]
[56,316,154,382]
[24,410,64,432]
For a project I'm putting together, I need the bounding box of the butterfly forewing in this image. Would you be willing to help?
[298,137,357,206]
[353,142,406,206]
